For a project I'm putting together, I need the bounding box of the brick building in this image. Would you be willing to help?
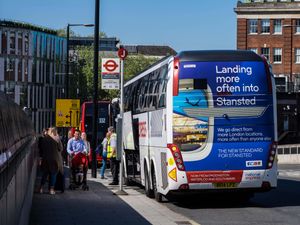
[235,0,300,144]
[235,0,300,91]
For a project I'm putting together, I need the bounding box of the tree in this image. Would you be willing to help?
[56,27,76,37]
[124,55,158,82]
[70,45,159,102]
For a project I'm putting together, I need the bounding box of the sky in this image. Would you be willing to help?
[0,0,238,52]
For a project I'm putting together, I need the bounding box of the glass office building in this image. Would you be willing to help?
[0,20,66,132]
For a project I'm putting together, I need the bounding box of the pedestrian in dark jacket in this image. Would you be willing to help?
[39,127,64,195]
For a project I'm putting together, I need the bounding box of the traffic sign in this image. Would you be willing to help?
[103,59,118,72]
[101,58,120,74]
[55,99,80,128]
[118,47,128,60]
[101,58,120,90]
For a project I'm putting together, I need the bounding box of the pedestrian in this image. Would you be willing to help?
[49,127,65,192]
[67,130,87,156]
[63,128,74,166]
[81,132,91,156]
[38,128,49,166]
[67,130,87,184]
[39,127,64,195]
[100,132,110,179]
[107,126,119,185]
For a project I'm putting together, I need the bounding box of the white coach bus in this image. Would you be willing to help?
[122,50,277,201]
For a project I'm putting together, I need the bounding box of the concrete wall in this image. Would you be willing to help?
[278,144,300,164]
[0,138,38,225]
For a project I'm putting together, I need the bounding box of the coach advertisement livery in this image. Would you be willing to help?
[123,51,276,202]
[173,60,275,184]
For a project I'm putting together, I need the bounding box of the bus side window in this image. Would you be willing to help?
[124,86,128,112]
[158,79,166,108]
[156,65,168,109]
[152,81,159,109]
[132,82,139,113]
[141,75,150,112]
[147,80,155,109]
[129,84,133,111]
[137,80,144,113]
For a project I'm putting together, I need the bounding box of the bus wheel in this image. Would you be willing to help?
[123,164,133,186]
[144,168,154,198]
[152,170,163,202]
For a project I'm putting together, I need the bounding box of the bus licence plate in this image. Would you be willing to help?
[213,182,238,188]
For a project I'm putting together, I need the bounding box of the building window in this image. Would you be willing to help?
[273,48,282,63]
[261,47,270,61]
[24,33,29,55]
[261,19,270,34]
[5,82,15,100]
[296,20,300,34]
[295,48,300,63]
[18,60,22,81]
[5,58,15,81]
[17,32,23,55]
[24,60,28,82]
[274,19,282,34]
[249,48,258,54]
[249,19,258,34]
[9,32,16,54]
[1,31,7,54]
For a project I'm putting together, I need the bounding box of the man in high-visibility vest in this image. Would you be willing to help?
[107,126,119,185]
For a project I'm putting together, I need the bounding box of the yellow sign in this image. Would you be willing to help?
[55,99,80,128]
[168,167,177,182]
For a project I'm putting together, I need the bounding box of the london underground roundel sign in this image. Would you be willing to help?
[103,60,119,72]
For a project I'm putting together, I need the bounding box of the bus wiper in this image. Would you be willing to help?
[185,97,201,106]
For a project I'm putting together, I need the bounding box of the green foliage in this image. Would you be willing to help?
[70,46,159,102]
[56,27,76,37]
[124,55,159,82]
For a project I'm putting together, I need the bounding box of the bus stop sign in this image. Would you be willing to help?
[118,47,128,60]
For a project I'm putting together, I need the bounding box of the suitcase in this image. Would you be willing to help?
[55,171,65,192]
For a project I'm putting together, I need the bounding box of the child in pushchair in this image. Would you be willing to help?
[69,152,89,191]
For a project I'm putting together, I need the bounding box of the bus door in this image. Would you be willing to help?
[123,112,141,183]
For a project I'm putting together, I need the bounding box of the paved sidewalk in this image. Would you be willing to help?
[29,169,199,225]
[278,164,300,179]
[93,174,200,225]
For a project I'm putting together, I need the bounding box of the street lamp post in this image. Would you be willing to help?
[66,23,94,98]
[92,0,100,178]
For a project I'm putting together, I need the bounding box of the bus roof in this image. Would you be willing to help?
[177,50,263,62]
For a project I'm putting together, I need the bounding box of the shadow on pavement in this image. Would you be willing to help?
[170,178,300,209]
[30,168,151,225]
